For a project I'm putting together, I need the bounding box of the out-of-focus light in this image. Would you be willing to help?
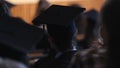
[6,0,80,4]
[6,0,39,4]
[48,0,79,2]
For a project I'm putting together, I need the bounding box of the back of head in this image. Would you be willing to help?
[35,0,51,16]
[85,9,99,36]
[0,0,10,16]
[70,4,86,37]
[100,0,120,68]
[101,0,120,38]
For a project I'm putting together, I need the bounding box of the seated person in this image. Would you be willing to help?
[32,1,85,67]
[100,0,120,68]
[0,1,51,68]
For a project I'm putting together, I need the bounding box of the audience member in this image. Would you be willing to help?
[100,0,120,68]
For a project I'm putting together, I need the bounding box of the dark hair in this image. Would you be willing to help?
[100,0,120,68]
[0,1,10,16]
[35,0,50,16]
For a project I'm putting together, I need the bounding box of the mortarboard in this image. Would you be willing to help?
[33,5,85,26]
[0,15,47,52]
[32,5,85,51]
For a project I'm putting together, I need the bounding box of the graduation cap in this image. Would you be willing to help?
[33,4,85,26]
[33,5,85,51]
[0,15,48,52]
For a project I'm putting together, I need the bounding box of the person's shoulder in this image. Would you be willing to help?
[0,15,23,22]
[9,17,30,25]
[10,17,24,22]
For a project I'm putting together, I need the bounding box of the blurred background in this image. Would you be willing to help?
[1,0,107,68]
[6,0,105,24]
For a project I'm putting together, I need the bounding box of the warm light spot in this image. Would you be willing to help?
[6,0,81,4]
[6,0,39,4]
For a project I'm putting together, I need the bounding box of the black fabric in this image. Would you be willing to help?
[33,51,76,68]
[0,15,46,52]
[101,1,120,68]
[0,42,28,65]
[46,22,76,51]
[33,4,85,26]
[32,5,85,51]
